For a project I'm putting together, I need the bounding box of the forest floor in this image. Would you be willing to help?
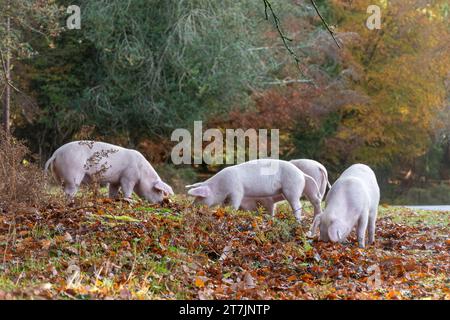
[0,196,448,300]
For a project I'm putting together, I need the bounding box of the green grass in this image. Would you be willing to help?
[380,206,449,227]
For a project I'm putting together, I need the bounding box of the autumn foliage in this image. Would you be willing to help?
[208,0,450,196]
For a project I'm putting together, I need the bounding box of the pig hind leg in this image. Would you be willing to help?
[304,193,322,219]
[368,208,378,245]
[319,178,327,201]
[356,212,369,248]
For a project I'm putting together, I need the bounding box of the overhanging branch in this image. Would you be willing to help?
[262,0,302,71]
[309,0,341,48]
[261,0,341,70]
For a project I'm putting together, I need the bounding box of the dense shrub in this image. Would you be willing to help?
[0,130,47,212]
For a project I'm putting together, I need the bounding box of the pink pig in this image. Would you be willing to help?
[239,159,331,218]
[186,159,318,222]
[311,164,380,248]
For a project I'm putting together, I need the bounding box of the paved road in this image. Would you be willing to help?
[403,205,450,212]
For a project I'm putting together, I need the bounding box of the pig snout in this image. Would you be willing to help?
[325,221,348,243]
[192,195,215,207]
[147,190,165,204]
[193,197,207,206]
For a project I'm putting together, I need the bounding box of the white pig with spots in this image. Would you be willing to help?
[45,141,173,203]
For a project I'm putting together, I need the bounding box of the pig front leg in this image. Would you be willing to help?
[356,213,369,248]
[229,192,244,210]
[268,201,275,218]
[108,183,120,199]
[120,178,136,199]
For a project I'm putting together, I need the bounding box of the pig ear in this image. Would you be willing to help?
[154,181,174,195]
[187,185,211,198]
[185,182,203,189]
[328,224,342,242]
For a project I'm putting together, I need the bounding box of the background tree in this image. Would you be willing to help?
[0,0,60,133]
[324,0,450,180]
[3,0,449,203]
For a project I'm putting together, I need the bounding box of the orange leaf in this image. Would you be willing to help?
[214,208,225,218]
[386,290,401,299]
[301,274,314,281]
[194,277,205,288]
[287,275,297,282]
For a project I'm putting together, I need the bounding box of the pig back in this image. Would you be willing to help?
[231,159,302,197]
[52,141,144,183]
[290,159,324,183]
[335,164,379,208]
[324,176,371,226]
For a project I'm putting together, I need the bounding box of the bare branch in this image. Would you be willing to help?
[262,0,302,71]
[261,0,341,73]
[309,0,341,48]
[0,48,39,110]
[264,78,313,85]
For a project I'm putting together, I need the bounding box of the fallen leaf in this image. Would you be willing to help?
[243,272,256,289]
[40,239,52,250]
[63,232,73,242]
[194,277,205,288]
[287,275,297,282]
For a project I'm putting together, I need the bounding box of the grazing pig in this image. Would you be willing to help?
[239,159,330,217]
[186,159,314,222]
[45,141,173,203]
[290,159,331,200]
[311,164,380,248]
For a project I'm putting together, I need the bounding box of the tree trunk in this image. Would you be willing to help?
[2,0,11,133]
